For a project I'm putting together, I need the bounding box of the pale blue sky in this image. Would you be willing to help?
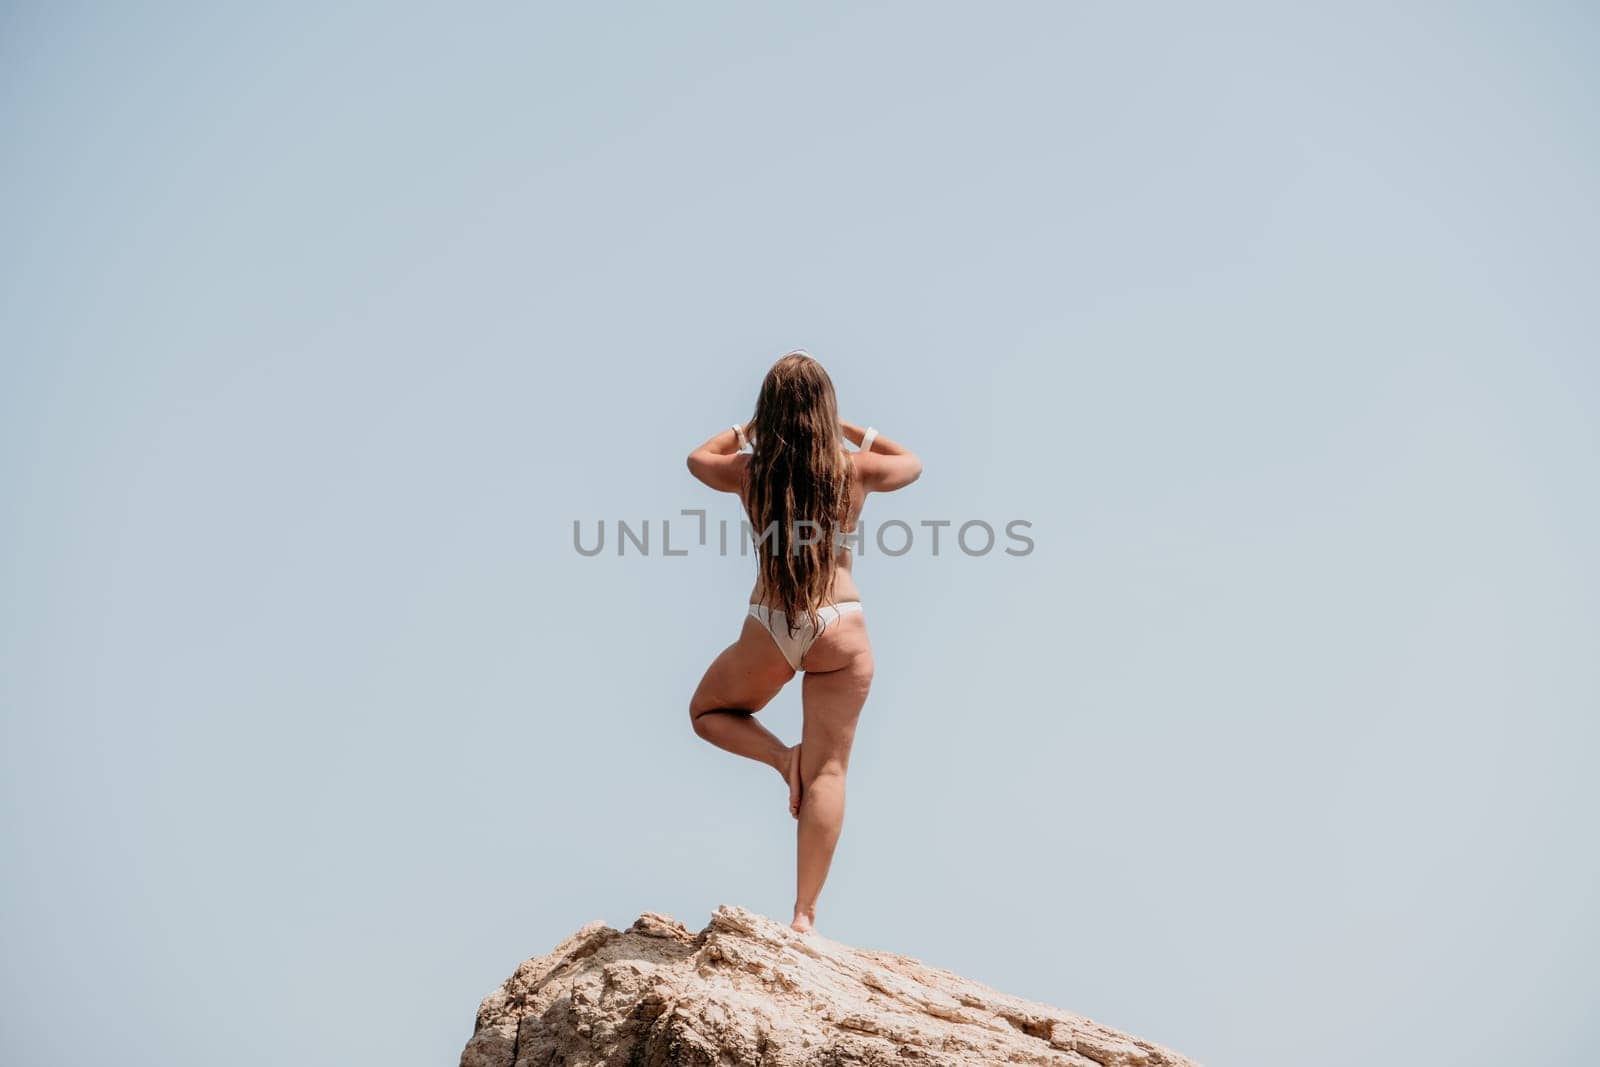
[3,4,1597,1066]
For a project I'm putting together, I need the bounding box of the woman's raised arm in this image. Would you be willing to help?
[686,424,751,494]
[841,419,922,492]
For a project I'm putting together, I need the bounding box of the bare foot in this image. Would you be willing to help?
[790,907,815,935]
[783,743,803,819]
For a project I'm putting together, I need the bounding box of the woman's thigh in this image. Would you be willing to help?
[689,615,797,714]
[799,614,874,776]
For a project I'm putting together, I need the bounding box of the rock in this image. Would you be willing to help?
[460,904,1199,1067]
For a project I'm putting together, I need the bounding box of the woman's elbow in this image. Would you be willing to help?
[686,451,720,488]
[883,456,922,491]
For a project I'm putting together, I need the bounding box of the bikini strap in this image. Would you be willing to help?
[860,426,878,453]
[732,423,750,451]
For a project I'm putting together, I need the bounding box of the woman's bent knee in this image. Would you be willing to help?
[689,699,718,734]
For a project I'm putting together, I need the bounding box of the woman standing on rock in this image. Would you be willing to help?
[686,350,922,935]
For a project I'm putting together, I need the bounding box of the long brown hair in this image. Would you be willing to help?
[742,351,851,636]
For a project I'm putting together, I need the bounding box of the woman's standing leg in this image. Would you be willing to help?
[792,633,874,933]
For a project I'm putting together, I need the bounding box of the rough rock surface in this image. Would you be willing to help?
[460,904,1198,1067]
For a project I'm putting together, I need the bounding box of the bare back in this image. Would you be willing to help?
[742,449,866,608]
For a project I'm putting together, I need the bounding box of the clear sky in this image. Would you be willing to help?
[3,4,1596,1065]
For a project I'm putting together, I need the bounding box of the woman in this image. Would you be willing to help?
[685,350,922,935]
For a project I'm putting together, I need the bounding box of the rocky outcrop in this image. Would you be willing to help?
[460,904,1198,1067]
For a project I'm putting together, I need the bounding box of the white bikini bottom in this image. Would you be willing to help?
[746,600,864,671]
